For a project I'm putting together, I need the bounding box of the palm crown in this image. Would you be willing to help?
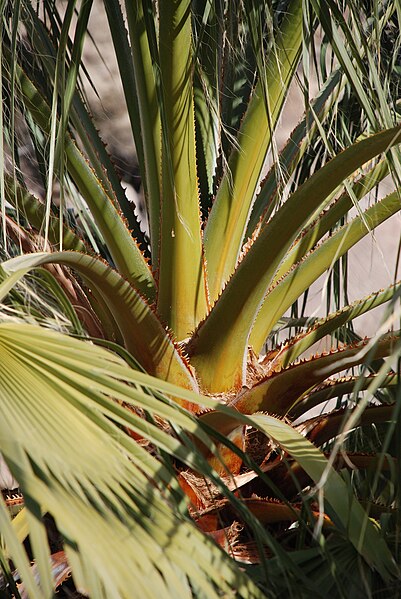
[0,0,401,597]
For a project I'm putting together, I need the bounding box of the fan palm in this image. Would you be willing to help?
[0,0,401,596]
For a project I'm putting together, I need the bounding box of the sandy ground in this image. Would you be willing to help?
[83,4,135,174]
[81,2,401,339]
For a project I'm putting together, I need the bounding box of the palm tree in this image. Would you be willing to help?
[0,0,401,596]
